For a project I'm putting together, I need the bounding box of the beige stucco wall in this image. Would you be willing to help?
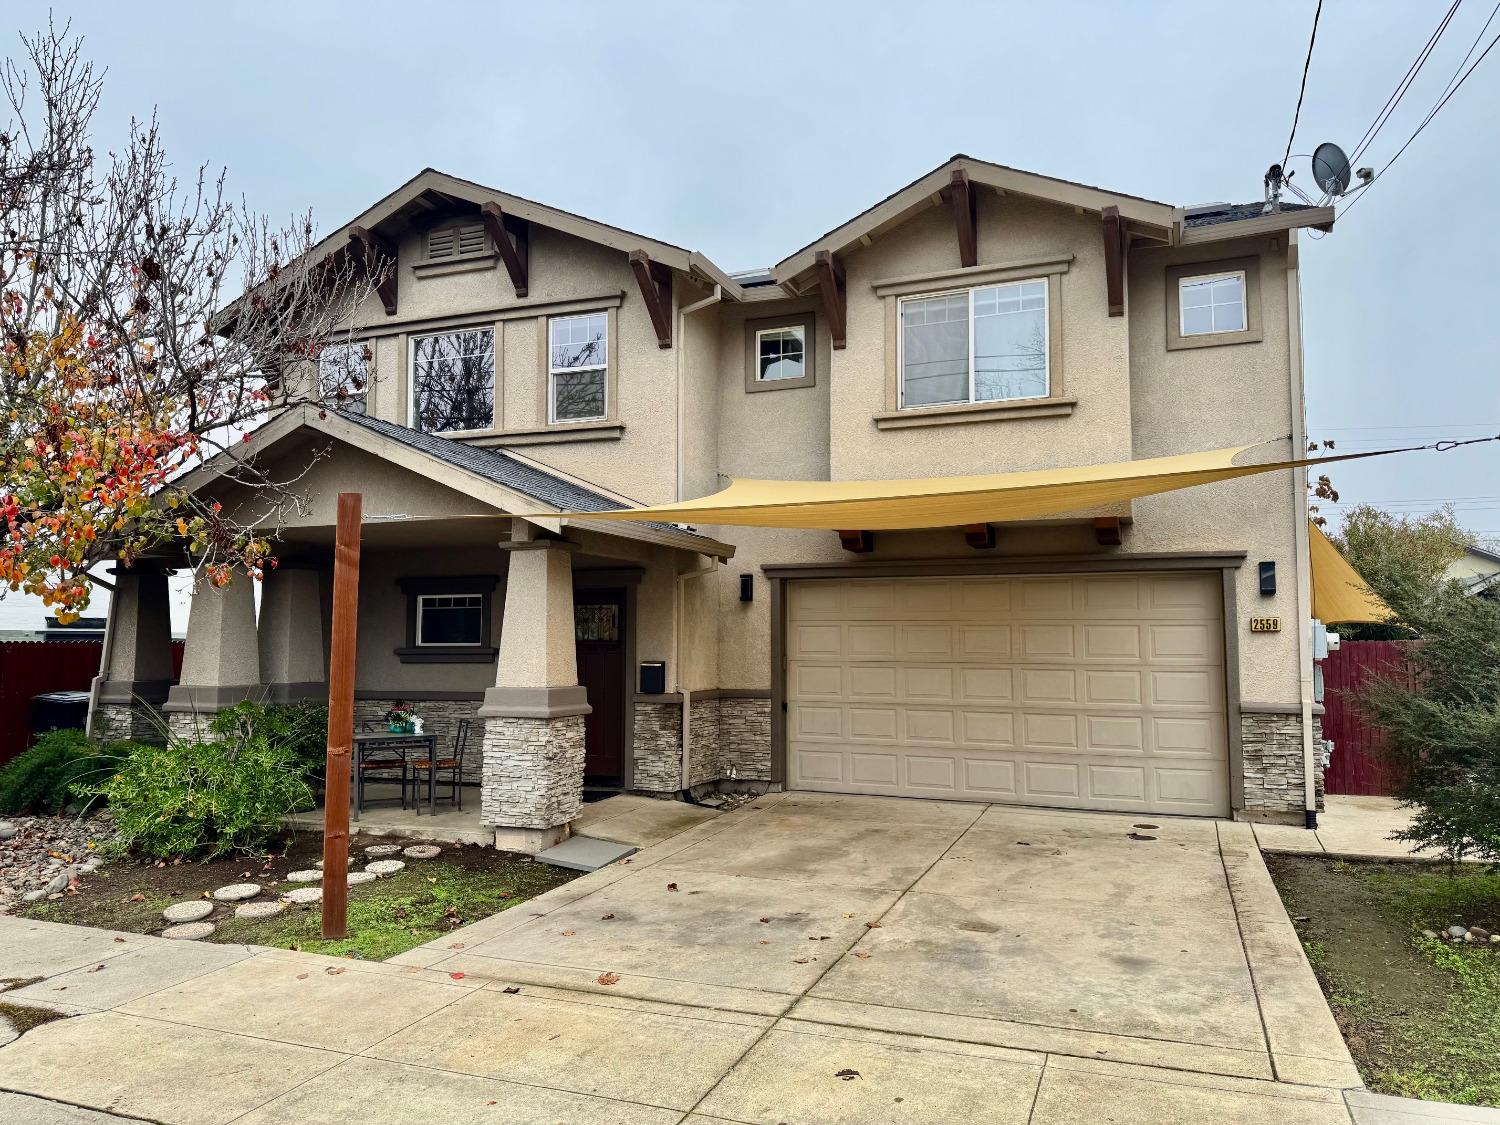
[1446,548,1500,582]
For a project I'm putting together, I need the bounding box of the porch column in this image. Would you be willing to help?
[90,563,174,741]
[162,569,262,736]
[257,566,326,702]
[478,528,590,853]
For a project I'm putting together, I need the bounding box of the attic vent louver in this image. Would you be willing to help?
[428,223,488,262]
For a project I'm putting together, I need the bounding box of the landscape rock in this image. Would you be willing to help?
[161,921,215,940]
[285,870,322,883]
[162,901,214,924]
[1468,926,1491,941]
[281,886,322,905]
[211,883,261,902]
[1447,925,1468,939]
[44,872,70,895]
[366,860,405,877]
[1421,930,1440,940]
[402,845,441,860]
[234,900,285,920]
[364,844,402,857]
[22,889,46,903]
[0,822,16,841]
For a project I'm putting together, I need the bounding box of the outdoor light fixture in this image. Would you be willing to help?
[739,574,754,602]
[1259,561,1276,596]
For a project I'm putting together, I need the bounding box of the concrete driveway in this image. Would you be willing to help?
[0,792,1366,1123]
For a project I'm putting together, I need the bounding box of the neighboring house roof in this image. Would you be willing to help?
[174,406,735,560]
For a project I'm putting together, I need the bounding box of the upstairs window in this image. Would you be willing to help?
[549,312,609,422]
[756,326,806,381]
[410,327,494,433]
[1178,271,1246,336]
[317,341,369,415]
[899,279,1048,408]
[427,223,489,262]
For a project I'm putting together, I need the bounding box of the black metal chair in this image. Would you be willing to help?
[408,719,470,812]
[355,721,411,812]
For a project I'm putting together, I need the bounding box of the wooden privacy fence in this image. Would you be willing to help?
[0,639,184,765]
[1321,639,1418,797]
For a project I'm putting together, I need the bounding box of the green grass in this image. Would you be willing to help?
[1269,855,1500,1106]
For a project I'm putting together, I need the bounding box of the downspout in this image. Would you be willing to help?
[676,284,722,502]
[674,554,718,792]
[1285,232,1319,828]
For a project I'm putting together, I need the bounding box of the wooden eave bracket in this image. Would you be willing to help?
[814,251,847,350]
[949,169,978,268]
[348,225,398,316]
[629,250,673,349]
[837,529,873,553]
[481,202,530,297]
[1101,206,1127,317]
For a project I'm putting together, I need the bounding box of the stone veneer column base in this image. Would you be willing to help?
[93,701,167,743]
[479,713,586,849]
[632,702,683,793]
[1240,711,1325,823]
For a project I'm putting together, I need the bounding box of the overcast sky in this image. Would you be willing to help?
[3,1,1497,628]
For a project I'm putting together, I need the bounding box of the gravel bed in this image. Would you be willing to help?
[0,813,114,914]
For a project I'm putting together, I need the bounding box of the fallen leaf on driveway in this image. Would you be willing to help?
[852,951,872,960]
[666,883,679,892]
[112,937,126,943]
[296,973,310,980]
[325,967,346,976]
[759,917,771,923]
[449,972,466,981]
[601,913,616,920]
[596,972,621,986]
[502,986,521,994]
[792,957,811,964]
[758,940,770,945]
[842,912,855,919]
[448,942,465,950]
[865,921,882,929]
[87,964,105,973]
[835,1068,861,1081]
[561,930,576,937]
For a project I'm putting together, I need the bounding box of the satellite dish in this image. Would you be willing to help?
[1311,142,1352,197]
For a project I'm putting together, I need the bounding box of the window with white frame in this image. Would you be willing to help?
[755,325,806,381]
[899,279,1048,408]
[549,312,608,422]
[1178,271,1246,336]
[410,327,494,433]
[316,341,370,415]
[415,593,484,646]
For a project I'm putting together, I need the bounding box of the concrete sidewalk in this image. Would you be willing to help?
[0,794,1492,1123]
[1253,795,1439,860]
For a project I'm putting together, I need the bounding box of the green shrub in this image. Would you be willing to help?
[90,734,314,859]
[209,700,328,784]
[0,729,118,815]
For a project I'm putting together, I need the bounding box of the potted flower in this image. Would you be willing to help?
[385,703,416,734]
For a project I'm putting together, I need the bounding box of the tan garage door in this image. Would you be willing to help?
[786,572,1229,816]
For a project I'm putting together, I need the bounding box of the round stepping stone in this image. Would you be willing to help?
[162,921,215,940]
[346,871,377,886]
[212,883,261,902]
[234,900,286,920]
[162,900,213,924]
[281,886,322,905]
[312,860,324,869]
[285,869,322,883]
[366,859,405,877]
[402,845,441,860]
[364,844,402,857]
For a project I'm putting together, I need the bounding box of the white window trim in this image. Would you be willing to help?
[754,324,807,383]
[548,312,610,424]
[896,279,1051,410]
[1178,269,1247,337]
[414,593,484,648]
[407,325,496,436]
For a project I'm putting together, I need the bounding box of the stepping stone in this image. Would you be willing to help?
[212,883,261,902]
[161,922,215,940]
[537,836,638,873]
[366,860,405,877]
[281,886,322,905]
[162,900,213,924]
[402,845,441,860]
[346,871,377,886]
[364,844,402,857]
[285,869,322,883]
[235,900,285,920]
[312,860,324,869]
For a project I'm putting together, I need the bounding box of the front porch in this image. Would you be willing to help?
[90,408,743,852]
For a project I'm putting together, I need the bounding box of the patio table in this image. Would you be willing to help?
[352,731,439,818]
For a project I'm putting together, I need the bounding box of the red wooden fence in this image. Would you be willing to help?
[1321,639,1418,797]
[0,639,185,765]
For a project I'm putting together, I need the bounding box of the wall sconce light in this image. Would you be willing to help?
[739,573,754,602]
[1259,561,1276,596]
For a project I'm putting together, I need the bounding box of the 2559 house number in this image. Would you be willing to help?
[1249,616,1282,633]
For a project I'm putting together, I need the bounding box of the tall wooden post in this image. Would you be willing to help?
[321,492,361,939]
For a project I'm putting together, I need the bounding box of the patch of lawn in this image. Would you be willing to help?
[1268,854,1500,1106]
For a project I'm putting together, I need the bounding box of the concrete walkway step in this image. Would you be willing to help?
[535,834,637,872]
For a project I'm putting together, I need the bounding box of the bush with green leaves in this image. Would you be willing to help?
[208,699,328,785]
[89,730,315,859]
[0,728,123,815]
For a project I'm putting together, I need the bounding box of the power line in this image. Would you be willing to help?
[1283,0,1325,169]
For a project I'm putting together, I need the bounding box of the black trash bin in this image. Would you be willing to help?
[30,690,92,739]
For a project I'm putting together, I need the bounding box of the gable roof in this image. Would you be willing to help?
[175,405,734,559]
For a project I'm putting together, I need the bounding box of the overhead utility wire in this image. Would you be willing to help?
[1282,0,1324,169]
[1347,0,1462,167]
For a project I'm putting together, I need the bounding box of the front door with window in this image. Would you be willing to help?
[574,589,627,787]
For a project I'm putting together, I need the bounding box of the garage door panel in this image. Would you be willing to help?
[787,573,1229,816]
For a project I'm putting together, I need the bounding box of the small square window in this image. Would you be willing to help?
[416,593,484,646]
[756,326,806,381]
[317,342,369,415]
[1179,271,1246,336]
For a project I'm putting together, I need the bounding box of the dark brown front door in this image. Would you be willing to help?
[574,588,626,787]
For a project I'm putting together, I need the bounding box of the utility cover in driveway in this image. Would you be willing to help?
[537,836,638,872]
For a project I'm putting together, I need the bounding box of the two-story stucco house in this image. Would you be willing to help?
[89,155,1340,850]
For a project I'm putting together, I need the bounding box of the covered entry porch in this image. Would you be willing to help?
[90,407,733,851]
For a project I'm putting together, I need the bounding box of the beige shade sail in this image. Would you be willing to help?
[1309,520,1391,624]
[528,443,1419,531]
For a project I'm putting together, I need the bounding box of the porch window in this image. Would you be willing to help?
[410,327,495,434]
[317,341,369,415]
[396,576,498,663]
[548,312,608,422]
[899,280,1048,408]
[416,594,484,646]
